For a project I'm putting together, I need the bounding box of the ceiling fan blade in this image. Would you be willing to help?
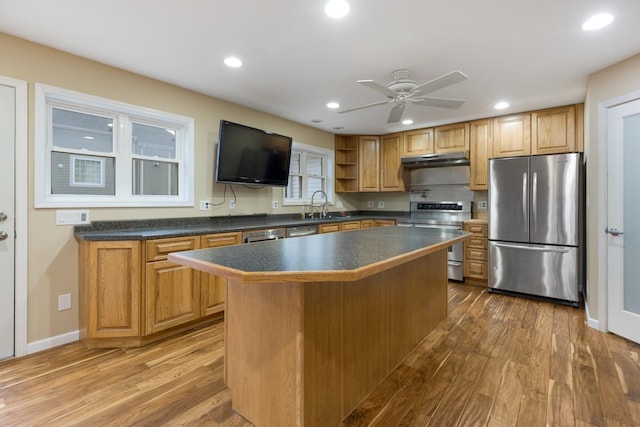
[357,80,398,99]
[387,103,405,123]
[410,97,466,109]
[338,99,393,114]
[410,71,469,96]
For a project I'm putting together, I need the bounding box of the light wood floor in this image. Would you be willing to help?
[2,283,640,426]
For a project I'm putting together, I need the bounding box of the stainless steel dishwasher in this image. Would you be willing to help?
[285,225,319,238]
[242,228,286,243]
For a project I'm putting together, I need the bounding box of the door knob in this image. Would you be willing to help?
[0,213,6,222]
[605,227,624,236]
[0,231,8,241]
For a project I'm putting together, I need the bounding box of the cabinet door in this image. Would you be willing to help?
[380,133,405,192]
[200,232,242,316]
[81,240,141,338]
[360,219,375,229]
[434,122,469,153]
[341,221,361,231]
[319,223,342,233]
[145,260,200,334]
[403,128,434,156]
[491,113,531,158]
[358,136,380,191]
[469,120,491,190]
[531,105,575,155]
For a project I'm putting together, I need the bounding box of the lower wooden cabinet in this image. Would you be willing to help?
[463,221,488,284]
[319,220,361,233]
[79,232,241,348]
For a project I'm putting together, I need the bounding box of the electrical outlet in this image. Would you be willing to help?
[477,201,488,209]
[229,200,236,209]
[272,200,278,209]
[199,200,211,211]
[367,201,374,208]
[58,293,71,311]
[336,201,343,209]
[378,201,385,208]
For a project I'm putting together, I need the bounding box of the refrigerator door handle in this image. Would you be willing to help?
[522,172,528,233]
[532,171,538,233]
[493,242,570,254]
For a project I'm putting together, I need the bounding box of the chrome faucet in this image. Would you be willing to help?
[310,190,329,219]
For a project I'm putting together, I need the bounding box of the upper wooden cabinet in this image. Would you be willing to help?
[403,128,434,156]
[380,133,405,191]
[334,135,359,192]
[434,122,470,153]
[469,119,492,191]
[531,105,576,155]
[491,113,532,158]
[358,135,380,192]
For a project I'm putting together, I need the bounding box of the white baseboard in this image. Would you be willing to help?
[584,301,602,331]
[27,330,80,355]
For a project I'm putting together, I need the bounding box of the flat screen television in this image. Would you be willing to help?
[215,120,293,187]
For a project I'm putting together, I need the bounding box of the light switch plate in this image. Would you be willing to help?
[378,201,385,208]
[56,210,90,225]
[477,201,488,209]
[58,293,71,311]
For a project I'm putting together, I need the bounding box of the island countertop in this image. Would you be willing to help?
[169,225,470,283]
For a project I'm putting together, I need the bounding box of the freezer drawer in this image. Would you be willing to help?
[489,241,578,302]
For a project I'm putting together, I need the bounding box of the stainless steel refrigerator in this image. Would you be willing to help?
[488,152,583,304]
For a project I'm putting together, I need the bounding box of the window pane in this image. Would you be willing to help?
[289,152,301,174]
[132,122,177,159]
[307,177,324,199]
[306,155,323,176]
[132,159,178,195]
[51,152,115,195]
[287,175,302,199]
[52,108,113,152]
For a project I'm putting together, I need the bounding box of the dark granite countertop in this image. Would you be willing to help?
[169,226,470,283]
[74,212,408,241]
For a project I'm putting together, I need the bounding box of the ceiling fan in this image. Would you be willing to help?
[338,69,469,123]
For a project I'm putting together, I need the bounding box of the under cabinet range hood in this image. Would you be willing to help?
[400,151,470,169]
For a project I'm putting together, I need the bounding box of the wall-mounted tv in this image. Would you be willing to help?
[215,120,293,187]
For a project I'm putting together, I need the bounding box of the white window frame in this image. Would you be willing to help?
[283,141,334,206]
[35,84,194,208]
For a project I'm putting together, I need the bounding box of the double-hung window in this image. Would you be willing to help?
[284,142,334,205]
[35,84,194,207]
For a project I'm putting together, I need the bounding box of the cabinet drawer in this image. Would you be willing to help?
[342,221,361,231]
[464,259,487,279]
[465,223,488,236]
[201,232,242,248]
[319,223,342,233]
[465,247,488,261]
[467,237,488,250]
[146,236,200,262]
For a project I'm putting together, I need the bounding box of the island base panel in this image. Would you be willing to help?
[225,249,448,427]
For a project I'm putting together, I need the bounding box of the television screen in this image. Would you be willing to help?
[215,120,293,186]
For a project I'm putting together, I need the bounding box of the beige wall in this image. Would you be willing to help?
[584,53,640,322]
[0,32,365,343]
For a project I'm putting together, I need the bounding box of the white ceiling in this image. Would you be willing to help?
[1,0,639,135]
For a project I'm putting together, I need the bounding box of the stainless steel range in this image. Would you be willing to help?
[398,193,471,281]
[398,152,474,282]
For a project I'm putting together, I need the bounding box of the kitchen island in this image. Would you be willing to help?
[169,226,469,427]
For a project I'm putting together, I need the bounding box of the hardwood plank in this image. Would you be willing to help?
[491,360,528,424]
[547,379,576,427]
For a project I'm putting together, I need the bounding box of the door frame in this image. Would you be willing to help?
[0,75,28,357]
[597,89,640,333]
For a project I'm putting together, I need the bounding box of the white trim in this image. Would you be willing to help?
[26,330,80,355]
[283,141,335,206]
[0,75,28,357]
[597,88,640,333]
[584,298,600,330]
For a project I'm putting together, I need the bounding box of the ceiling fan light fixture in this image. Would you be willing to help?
[494,101,510,110]
[582,13,614,31]
[325,0,350,18]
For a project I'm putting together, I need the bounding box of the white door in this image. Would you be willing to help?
[607,97,640,344]
[0,83,16,360]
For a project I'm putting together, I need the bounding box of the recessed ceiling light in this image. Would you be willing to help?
[494,101,510,110]
[402,119,414,125]
[224,57,243,68]
[326,102,340,109]
[582,13,614,31]
[83,136,94,140]
[333,126,344,130]
[311,119,323,123]
[325,0,350,18]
